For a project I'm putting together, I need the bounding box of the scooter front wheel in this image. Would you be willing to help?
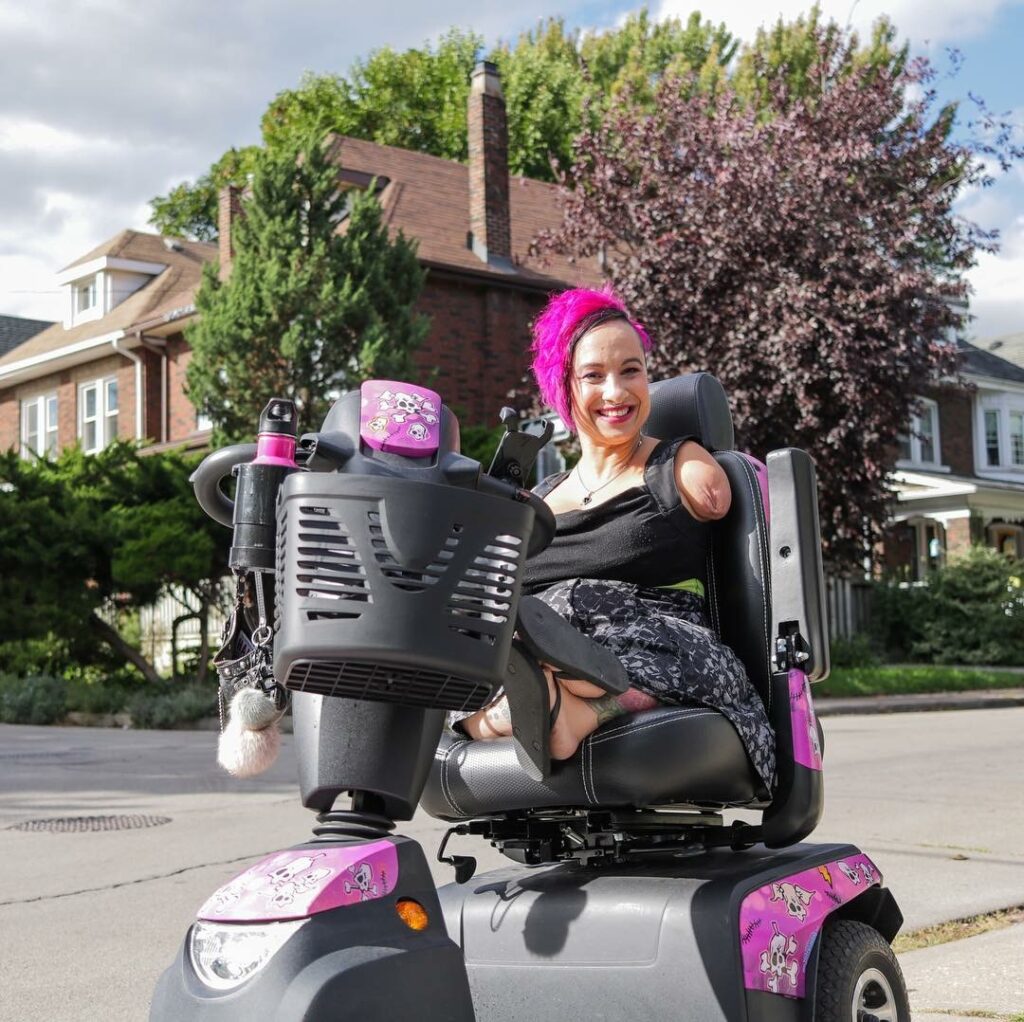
[814,918,910,1021]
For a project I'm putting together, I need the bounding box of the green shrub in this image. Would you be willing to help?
[0,674,68,725]
[829,633,880,668]
[910,546,1024,666]
[128,683,217,729]
[66,679,131,715]
[866,580,930,661]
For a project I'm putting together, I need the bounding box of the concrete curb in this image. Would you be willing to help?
[815,687,1024,717]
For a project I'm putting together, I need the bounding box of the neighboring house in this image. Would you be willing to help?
[0,62,596,457]
[0,315,53,359]
[983,330,1024,369]
[886,339,1024,578]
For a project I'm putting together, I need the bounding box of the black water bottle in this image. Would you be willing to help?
[229,400,299,572]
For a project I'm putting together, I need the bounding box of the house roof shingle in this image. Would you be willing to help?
[980,331,1024,371]
[327,135,600,288]
[0,315,54,358]
[960,338,1024,385]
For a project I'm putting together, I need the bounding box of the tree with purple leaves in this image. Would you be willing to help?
[537,24,1021,573]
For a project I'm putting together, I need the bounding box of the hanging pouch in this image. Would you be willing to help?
[214,572,288,778]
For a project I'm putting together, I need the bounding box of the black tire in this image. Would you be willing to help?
[814,918,910,1022]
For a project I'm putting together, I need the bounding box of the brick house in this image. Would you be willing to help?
[886,340,1024,578]
[0,62,597,456]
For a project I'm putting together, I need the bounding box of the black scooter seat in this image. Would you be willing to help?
[421,705,766,820]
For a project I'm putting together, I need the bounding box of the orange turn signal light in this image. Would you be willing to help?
[396,898,430,931]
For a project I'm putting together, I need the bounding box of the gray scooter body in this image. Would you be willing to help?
[440,842,900,1022]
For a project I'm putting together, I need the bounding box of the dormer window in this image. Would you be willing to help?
[58,254,167,328]
[76,278,97,314]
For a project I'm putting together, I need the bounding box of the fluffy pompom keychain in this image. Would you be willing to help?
[217,687,286,778]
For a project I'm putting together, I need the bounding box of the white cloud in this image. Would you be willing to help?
[653,0,1016,47]
[0,0,579,320]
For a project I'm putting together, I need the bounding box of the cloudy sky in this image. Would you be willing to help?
[2,0,1021,340]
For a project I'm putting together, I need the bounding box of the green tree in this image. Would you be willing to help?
[185,134,429,443]
[150,146,262,242]
[147,13,738,239]
[0,444,230,683]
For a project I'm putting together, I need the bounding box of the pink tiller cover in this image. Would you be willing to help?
[360,380,441,458]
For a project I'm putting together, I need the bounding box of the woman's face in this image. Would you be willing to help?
[569,319,650,447]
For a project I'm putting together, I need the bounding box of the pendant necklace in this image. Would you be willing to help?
[575,436,644,506]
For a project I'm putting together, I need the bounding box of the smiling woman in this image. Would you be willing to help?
[452,287,775,787]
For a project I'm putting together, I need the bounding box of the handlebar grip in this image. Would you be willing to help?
[189,443,257,528]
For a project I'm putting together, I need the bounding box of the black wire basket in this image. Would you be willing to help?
[274,473,535,713]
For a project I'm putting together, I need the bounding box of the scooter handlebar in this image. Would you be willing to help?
[190,443,257,528]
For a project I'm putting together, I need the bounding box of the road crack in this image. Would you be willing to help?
[0,853,264,907]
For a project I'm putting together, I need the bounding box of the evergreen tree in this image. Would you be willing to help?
[185,135,429,443]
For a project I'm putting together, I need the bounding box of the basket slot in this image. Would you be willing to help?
[449,591,510,613]
[449,625,499,645]
[455,579,512,597]
[296,561,365,579]
[283,658,492,713]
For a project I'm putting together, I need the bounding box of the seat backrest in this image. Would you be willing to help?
[647,374,773,711]
[648,373,828,843]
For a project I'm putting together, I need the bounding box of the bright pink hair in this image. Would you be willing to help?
[530,286,651,431]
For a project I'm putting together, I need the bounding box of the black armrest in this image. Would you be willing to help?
[514,596,629,695]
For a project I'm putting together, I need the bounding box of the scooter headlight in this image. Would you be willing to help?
[189,918,306,991]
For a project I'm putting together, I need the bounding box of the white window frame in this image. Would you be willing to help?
[78,376,119,453]
[20,393,58,458]
[976,393,1024,473]
[897,398,942,469]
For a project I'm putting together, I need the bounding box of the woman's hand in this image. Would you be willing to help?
[674,440,732,521]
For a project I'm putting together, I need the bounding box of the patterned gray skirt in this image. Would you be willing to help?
[456,577,776,791]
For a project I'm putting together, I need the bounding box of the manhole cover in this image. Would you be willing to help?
[9,814,172,833]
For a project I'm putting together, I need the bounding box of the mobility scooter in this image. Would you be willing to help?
[151,372,909,1021]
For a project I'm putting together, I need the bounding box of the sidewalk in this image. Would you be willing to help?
[900,923,1024,1021]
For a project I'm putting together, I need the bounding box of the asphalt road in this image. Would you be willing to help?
[1,708,1022,1021]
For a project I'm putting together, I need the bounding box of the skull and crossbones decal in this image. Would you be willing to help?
[265,855,332,907]
[759,921,800,993]
[377,389,439,425]
[837,861,863,885]
[343,862,379,901]
[770,881,816,922]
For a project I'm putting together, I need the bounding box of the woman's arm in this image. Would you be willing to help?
[674,440,732,521]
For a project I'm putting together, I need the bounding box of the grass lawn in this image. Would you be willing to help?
[817,665,1024,699]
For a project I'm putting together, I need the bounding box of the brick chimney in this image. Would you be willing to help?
[217,185,243,281]
[467,61,512,268]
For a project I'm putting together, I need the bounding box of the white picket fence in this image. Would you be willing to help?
[138,586,230,675]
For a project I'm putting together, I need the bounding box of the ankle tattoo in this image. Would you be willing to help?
[589,694,626,726]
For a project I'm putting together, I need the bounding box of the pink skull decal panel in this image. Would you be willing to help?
[740,853,881,999]
[789,669,822,771]
[360,380,441,458]
[197,840,399,923]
